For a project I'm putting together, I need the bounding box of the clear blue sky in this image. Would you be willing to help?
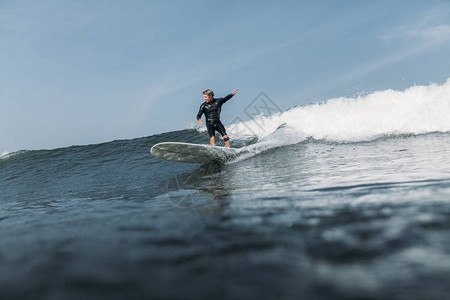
[1,0,450,152]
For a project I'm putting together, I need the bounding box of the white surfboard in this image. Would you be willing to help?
[150,142,240,163]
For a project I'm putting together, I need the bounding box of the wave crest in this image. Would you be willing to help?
[228,79,450,146]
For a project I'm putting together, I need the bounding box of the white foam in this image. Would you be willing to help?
[0,150,30,160]
[228,79,450,146]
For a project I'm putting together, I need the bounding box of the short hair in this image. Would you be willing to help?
[202,89,214,97]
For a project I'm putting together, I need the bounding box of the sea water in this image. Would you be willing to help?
[1,80,450,299]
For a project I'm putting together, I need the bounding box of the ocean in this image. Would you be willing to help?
[1,80,450,299]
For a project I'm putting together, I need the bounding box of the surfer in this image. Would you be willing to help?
[197,89,238,148]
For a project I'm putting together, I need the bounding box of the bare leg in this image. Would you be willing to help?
[210,136,215,146]
[223,135,230,148]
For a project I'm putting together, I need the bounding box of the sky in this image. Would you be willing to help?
[1,0,450,152]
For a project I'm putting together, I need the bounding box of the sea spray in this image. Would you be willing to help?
[225,79,450,144]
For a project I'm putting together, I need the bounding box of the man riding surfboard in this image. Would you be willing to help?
[197,89,238,148]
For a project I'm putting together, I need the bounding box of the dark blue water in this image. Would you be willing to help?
[1,127,450,299]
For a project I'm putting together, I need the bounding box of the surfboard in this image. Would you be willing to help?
[150,142,240,163]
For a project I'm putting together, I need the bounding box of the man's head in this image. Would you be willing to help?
[203,89,214,103]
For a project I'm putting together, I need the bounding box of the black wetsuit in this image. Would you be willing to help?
[197,93,234,138]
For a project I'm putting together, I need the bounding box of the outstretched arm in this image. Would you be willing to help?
[220,88,239,104]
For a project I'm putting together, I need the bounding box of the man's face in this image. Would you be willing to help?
[204,94,213,103]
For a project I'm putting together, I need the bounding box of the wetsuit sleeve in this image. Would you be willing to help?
[218,93,234,104]
[196,103,205,120]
